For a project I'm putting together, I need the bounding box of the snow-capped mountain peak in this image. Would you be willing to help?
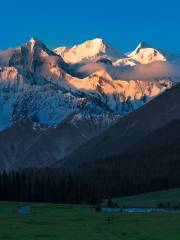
[28,37,41,45]
[82,38,104,48]
[0,38,68,87]
[0,37,175,134]
[134,41,151,53]
[128,42,167,64]
[128,42,180,64]
[54,38,125,64]
[25,37,56,57]
[27,37,46,51]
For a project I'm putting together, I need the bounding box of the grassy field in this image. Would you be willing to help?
[112,188,180,208]
[0,200,180,240]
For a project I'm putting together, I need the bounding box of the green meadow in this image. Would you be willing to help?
[0,188,180,240]
[112,188,180,208]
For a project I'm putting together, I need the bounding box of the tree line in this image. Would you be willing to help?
[0,143,180,204]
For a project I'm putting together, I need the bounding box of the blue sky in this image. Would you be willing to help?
[1,0,180,53]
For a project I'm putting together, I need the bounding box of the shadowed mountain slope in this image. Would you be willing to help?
[60,84,180,168]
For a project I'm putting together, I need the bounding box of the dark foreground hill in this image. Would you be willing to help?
[60,84,180,168]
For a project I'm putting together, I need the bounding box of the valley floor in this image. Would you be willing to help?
[0,201,180,240]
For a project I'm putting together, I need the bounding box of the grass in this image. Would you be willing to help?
[112,188,180,208]
[0,200,180,239]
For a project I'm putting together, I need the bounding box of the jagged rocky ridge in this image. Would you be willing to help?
[0,38,176,131]
[0,37,179,169]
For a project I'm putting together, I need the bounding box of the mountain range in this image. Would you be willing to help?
[0,37,180,170]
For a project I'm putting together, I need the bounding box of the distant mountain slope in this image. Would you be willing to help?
[0,113,117,171]
[60,84,180,168]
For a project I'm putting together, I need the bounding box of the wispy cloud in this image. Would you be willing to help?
[78,61,180,81]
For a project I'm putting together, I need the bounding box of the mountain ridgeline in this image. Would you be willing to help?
[0,37,180,171]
